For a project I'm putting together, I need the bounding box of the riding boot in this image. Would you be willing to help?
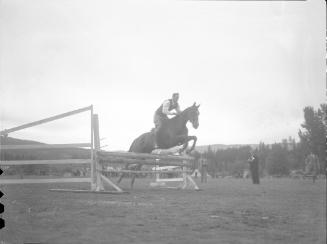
[153,122,161,149]
[154,134,159,149]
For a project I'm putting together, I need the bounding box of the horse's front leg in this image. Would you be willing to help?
[180,138,189,153]
[186,135,197,153]
[176,135,197,154]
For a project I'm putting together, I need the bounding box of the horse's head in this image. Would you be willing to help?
[185,102,200,129]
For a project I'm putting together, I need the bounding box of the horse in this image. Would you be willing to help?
[117,102,200,188]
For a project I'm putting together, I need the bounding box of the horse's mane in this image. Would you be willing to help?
[180,105,193,114]
[169,104,195,121]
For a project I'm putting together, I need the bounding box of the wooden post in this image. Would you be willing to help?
[90,105,96,190]
[93,114,103,191]
[182,165,187,188]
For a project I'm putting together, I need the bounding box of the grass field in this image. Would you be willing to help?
[1,177,326,244]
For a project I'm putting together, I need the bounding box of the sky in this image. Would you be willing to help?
[0,0,325,151]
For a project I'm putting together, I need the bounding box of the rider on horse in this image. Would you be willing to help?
[154,93,182,129]
[118,94,199,188]
[153,93,182,148]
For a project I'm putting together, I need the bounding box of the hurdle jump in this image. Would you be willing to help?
[151,147,199,190]
[96,147,200,191]
[0,106,200,193]
[150,147,188,187]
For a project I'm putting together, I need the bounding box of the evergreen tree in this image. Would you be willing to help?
[257,142,269,176]
[298,105,326,173]
[266,144,289,176]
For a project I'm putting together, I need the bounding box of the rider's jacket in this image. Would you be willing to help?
[155,99,180,118]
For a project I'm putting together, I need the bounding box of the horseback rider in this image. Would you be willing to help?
[153,93,182,129]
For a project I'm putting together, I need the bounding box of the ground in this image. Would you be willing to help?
[1,177,326,244]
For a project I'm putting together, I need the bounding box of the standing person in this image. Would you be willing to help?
[248,152,260,184]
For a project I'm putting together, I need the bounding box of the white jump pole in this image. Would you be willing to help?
[90,105,96,191]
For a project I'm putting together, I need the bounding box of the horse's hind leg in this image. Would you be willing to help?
[117,164,129,184]
[117,174,124,184]
[130,174,136,189]
[117,173,124,184]
[130,164,142,189]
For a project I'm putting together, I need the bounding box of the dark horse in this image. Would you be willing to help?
[117,103,200,188]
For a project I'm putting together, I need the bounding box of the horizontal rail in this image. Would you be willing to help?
[48,189,128,194]
[156,178,184,182]
[0,143,91,150]
[0,159,92,166]
[0,177,91,184]
[99,157,192,167]
[0,105,93,136]
[98,150,193,161]
[99,169,192,174]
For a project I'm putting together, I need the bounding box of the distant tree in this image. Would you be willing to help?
[202,146,252,177]
[214,150,224,172]
[257,142,269,176]
[266,144,290,176]
[235,146,252,161]
[289,142,306,170]
[279,137,300,171]
[203,145,218,176]
[190,150,201,169]
[298,105,326,173]
[230,160,246,178]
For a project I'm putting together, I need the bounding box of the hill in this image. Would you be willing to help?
[195,144,259,153]
[0,136,90,160]
[0,136,44,146]
[1,136,259,157]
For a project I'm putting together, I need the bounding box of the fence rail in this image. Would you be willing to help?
[0,106,95,189]
[98,151,193,161]
[0,159,91,166]
[0,105,92,136]
[99,156,192,167]
[0,143,91,150]
[99,169,193,174]
[0,178,91,184]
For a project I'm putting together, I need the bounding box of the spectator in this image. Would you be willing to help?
[247,152,260,184]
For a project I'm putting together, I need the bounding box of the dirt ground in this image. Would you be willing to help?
[0,177,326,244]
